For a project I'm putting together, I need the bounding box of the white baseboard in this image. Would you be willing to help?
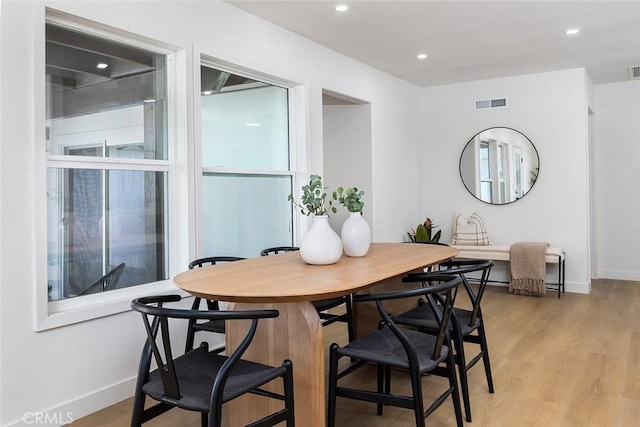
[598,269,640,282]
[5,377,136,427]
[565,281,590,294]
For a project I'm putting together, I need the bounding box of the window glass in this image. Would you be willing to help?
[201,67,289,170]
[46,24,169,300]
[199,65,293,258]
[202,174,292,257]
[47,169,167,299]
[46,25,167,160]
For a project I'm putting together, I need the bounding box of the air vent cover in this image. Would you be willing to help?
[475,97,508,110]
[629,66,640,80]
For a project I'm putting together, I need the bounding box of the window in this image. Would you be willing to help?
[478,138,512,204]
[45,23,170,300]
[198,63,294,257]
[479,140,492,203]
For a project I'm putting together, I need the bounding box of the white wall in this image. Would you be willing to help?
[323,101,373,235]
[0,1,422,425]
[593,80,640,281]
[420,69,592,293]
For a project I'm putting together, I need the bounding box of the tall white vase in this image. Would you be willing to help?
[300,215,343,265]
[341,212,371,257]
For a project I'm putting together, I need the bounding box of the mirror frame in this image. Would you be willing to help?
[459,127,539,205]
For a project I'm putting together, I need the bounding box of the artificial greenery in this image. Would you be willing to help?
[332,187,365,213]
[407,217,441,243]
[288,174,336,216]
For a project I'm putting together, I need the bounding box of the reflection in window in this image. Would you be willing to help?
[46,24,169,300]
[479,141,492,203]
[199,64,293,257]
[497,143,507,203]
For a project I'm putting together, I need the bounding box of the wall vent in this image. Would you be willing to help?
[475,97,508,110]
[628,66,640,80]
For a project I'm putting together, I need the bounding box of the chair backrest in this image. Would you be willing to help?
[188,256,246,270]
[260,246,299,256]
[188,257,245,310]
[79,262,126,296]
[131,295,279,401]
[353,274,461,363]
[438,259,494,325]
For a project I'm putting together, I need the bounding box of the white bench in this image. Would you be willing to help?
[451,244,565,298]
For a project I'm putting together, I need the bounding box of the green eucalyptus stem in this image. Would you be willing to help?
[332,186,364,213]
[288,174,336,216]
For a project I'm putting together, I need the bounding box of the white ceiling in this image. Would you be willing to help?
[226,0,640,87]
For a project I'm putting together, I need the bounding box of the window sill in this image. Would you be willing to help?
[36,279,188,331]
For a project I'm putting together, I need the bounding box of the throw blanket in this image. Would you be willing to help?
[509,242,549,296]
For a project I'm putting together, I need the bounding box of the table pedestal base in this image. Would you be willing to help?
[225,301,325,427]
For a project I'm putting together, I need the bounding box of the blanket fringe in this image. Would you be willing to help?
[509,278,546,296]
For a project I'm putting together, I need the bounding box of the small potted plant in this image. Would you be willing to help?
[333,187,371,257]
[288,175,342,265]
[407,217,441,244]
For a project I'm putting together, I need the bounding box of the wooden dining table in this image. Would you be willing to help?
[173,242,459,426]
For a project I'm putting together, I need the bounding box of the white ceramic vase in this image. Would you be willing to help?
[300,215,343,265]
[341,212,371,257]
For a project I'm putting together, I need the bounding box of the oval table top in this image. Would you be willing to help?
[174,242,459,303]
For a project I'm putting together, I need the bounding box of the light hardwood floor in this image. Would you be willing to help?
[70,279,640,426]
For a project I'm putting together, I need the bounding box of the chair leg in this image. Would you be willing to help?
[282,360,295,426]
[327,344,340,427]
[446,350,464,427]
[452,326,472,422]
[185,320,196,352]
[478,321,495,393]
[130,391,145,427]
[384,365,391,396]
[345,295,355,343]
[376,364,384,415]
[200,412,207,427]
[456,356,472,421]
[409,370,426,427]
[208,402,222,427]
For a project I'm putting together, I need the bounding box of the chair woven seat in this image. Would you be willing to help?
[395,306,481,337]
[142,346,288,411]
[336,326,448,373]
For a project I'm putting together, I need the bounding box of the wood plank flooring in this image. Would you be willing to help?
[69,279,640,426]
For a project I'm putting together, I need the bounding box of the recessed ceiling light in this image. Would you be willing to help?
[566,28,580,35]
[335,5,349,12]
[245,123,261,127]
[417,53,428,60]
[96,63,109,69]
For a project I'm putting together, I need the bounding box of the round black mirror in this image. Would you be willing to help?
[459,127,539,205]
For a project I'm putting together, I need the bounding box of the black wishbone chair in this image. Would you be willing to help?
[260,246,355,342]
[130,295,295,427]
[185,256,245,353]
[79,262,126,296]
[395,259,495,422]
[327,274,463,427]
